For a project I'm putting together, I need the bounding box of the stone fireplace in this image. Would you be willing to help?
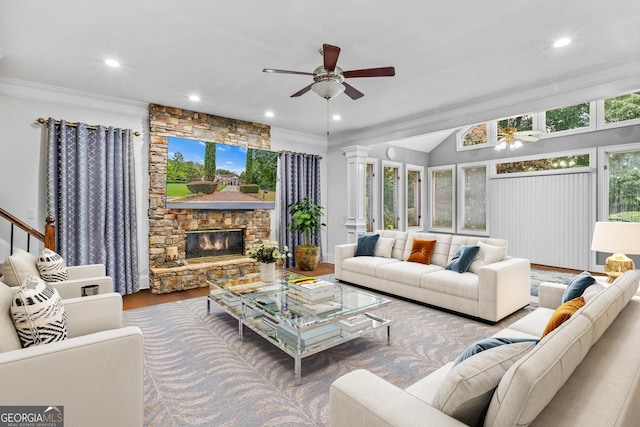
[185,229,244,261]
[148,104,272,294]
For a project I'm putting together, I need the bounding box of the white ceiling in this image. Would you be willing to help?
[1,1,640,151]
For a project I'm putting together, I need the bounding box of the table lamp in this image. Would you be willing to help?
[591,221,640,282]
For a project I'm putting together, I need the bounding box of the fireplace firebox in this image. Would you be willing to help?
[185,229,244,260]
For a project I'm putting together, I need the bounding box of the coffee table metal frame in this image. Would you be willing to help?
[206,273,391,383]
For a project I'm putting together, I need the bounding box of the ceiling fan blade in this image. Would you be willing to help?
[343,82,364,100]
[323,44,341,72]
[516,129,545,136]
[343,66,396,78]
[517,135,540,142]
[290,83,313,97]
[263,68,314,76]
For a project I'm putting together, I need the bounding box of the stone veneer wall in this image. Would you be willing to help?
[148,104,272,294]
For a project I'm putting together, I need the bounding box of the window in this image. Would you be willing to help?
[428,165,455,232]
[493,153,591,176]
[457,123,489,151]
[365,161,377,232]
[458,162,488,235]
[382,162,401,230]
[406,165,423,229]
[545,102,593,133]
[602,93,640,126]
[497,114,533,133]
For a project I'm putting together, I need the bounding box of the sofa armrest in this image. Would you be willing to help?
[63,293,124,338]
[0,327,144,427]
[538,281,567,309]
[67,263,106,279]
[330,369,466,427]
[50,276,113,299]
[334,243,357,280]
[478,257,531,322]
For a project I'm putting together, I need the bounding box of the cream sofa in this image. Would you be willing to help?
[335,230,530,322]
[330,270,640,426]
[0,288,144,427]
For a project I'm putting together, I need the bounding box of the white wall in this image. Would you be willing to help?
[0,78,149,284]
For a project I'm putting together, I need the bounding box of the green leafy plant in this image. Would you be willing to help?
[288,196,326,246]
[247,240,290,264]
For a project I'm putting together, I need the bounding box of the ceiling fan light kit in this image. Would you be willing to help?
[495,123,544,152]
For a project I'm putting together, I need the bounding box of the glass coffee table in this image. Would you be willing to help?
[207,271,391,383]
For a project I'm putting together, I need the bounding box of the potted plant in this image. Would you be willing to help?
[288,196,326,271]
[247,240,290,282]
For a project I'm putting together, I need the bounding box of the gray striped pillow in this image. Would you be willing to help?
[36,249,68,282]
[11,275,68,347]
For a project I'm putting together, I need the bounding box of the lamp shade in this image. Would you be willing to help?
[311,80,345,99]
[591,221,640,254]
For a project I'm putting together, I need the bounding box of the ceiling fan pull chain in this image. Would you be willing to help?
[326,99,331,136]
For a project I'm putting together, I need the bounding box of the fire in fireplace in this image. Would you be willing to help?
[185,229,244,260]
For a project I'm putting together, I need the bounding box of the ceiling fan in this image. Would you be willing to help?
[263,43,395,100]
[495,125,544,152]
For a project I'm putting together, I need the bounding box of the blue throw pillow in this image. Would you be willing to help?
[454,337,540,366]
[562,271,596,303]
[445,245,480,273]
[354,234,380,257]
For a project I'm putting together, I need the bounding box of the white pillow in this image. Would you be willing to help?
[374,237,395,258]
[432,341,536,426]
[11,275,68,348]
[0,283,21,353]
[36,248,69,282]
[468,241,507,274]
[2,248,39,287]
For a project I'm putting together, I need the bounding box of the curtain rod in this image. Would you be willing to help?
[36,118,141,137]
[277,150,323,160]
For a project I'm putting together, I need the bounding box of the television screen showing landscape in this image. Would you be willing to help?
[166,136,278,210]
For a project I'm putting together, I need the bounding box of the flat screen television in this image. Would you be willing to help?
[166,136,278,210]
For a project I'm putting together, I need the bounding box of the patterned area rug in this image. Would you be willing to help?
[124,289,534,426]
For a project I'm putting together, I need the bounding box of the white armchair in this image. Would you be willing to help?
[0,291,144,427]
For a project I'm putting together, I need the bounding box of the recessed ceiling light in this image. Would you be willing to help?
[264,111,274,118]
[189,95,201,102]
[105,59,120,67]
[553,37,572,48]
[332,114,342,121]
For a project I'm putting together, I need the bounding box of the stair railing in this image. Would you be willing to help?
[0,208,55,254]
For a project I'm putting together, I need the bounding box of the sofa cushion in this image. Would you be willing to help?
[448,236,508,266]
[376,261,441,287]
[355,234,379,257]
[432,341,537,426]
[2,248,39,287]
[36,248,69,282]
[445,245,479,273]
[468,241,507,274]
[0,282,21,353]
[10,275,68,348]
[341,256,400,277]
[375,229,409,260]
[562,271,596,303]
[407,238,437,265]
[374,237,395,258]
[582,283,605,303]
[419,270,479,300]
[541,296,585,338]
[454,337,539,365]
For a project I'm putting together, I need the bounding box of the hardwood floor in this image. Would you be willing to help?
[122,262,335,310]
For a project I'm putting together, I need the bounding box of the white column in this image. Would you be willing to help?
[341,145,371,243]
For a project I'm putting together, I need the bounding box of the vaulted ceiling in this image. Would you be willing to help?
[1,1,639,151]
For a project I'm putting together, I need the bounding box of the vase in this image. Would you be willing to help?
[260,262,276,283]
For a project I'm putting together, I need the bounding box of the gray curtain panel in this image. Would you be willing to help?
[278,151,322,268]
[46,118,139,295]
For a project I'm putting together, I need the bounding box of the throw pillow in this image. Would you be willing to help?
[374,237,395,258]
[445,245,480,273]
[354,234,380,257]
[433,341,537,426]
[468,241,507,274]
[562,271,596,303]
[541,296,585,339]
[36,248,69,282]
[454,337,540,366]
[407,238,437,265]
[11,275,68,348]
[2,248,39,287]
[0,283,22,353]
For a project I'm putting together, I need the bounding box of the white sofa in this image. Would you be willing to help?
[0,289,144,427]
[335,230,530,322]
[330,270,640,426]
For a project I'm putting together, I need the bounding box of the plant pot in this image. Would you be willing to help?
[260,262,276,283]
[295,245,320,271]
